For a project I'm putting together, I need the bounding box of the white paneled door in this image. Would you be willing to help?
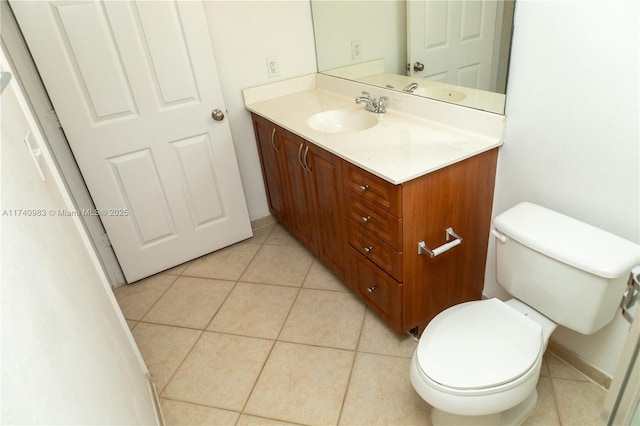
[10,0,252,282]
[408,0,498,90]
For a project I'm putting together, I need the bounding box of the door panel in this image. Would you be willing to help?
[56,2,137,121]
[135,1,199,106]
[171,135,225,228]
[108,149,176,245]
[11,0,252,282]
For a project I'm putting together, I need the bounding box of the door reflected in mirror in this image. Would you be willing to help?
[311,0,515,114]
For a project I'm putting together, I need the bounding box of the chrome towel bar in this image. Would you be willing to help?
[418,227,463,258]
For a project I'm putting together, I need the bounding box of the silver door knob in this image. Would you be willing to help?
[211,109,225,121]
[413,62,424,72]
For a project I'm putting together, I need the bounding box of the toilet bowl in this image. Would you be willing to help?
[410,298,555,425]
[409,202,640,425]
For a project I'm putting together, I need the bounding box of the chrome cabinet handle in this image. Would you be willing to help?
[366,286,376,293]
[271,128,279,152]
[303,145,311,173]
[361,215,371,222]
[360,184,369,191]
[363,246,373,253]
[297,142,305,169]
[297,143,312,172]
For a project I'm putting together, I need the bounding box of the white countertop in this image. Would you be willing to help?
[244,75,504,185]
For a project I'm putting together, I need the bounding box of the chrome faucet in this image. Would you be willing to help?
[403,82,419,93]
[355,91,388,113]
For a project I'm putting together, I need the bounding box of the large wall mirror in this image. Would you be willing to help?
[311,0,516,115]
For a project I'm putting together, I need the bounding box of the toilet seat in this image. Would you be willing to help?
[416,298,544,395]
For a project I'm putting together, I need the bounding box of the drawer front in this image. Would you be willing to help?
[348,248,403,332]
[348,220,403,282]
[345,190,402,251]
[342,161,402,216]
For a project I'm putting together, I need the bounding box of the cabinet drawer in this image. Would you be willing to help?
[348,248,403,332]
[342,161,402,216]
[345,190,402,251]
[348,220,403,282]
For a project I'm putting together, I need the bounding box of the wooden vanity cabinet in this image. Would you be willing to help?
[344,149,499,334]
[252,114,287,224]
[251,114,346,279]
[252,113,498,335]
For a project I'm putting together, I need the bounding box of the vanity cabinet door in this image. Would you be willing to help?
[252,114,287,224]
[306,143,346,279]
[278,129,317,252]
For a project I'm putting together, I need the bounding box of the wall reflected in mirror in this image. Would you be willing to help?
[311,0,515,114]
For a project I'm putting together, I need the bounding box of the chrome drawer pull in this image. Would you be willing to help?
[361,215,371,222]
[360,184,369,191]
[366,286,376,293]
[418,227,463,258]
[363,246,373,253]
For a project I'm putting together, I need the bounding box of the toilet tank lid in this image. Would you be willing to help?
[493,202,640,279]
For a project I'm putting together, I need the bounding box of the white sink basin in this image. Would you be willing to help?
[415,87,467,102]
[307,109,378,133]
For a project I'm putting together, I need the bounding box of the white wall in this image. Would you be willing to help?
[203,1,317,221]
[484,0,639,377]
[1,53,158,425]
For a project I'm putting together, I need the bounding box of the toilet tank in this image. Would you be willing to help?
[493,202,640,334]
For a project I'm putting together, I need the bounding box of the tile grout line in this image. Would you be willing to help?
[159,223,311,422]
[201,224,276,333]
[152,266,212,397]
[547,351,608,389]
[128,273,180,324]
[156,328,206,397]
[235,241,317,425]
[336,305,369,426]
[548,377,565,425]
[148,227,272,401]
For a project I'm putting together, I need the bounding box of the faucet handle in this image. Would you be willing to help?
[377,96,388,113]
[361,91,371,98]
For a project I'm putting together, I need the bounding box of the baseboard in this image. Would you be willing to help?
[251,214,277,231]
[547,340,612,390]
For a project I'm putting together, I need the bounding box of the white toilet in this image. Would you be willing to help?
[410,202,640,425]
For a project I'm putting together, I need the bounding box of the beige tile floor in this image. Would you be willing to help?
[115,223,608,426]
